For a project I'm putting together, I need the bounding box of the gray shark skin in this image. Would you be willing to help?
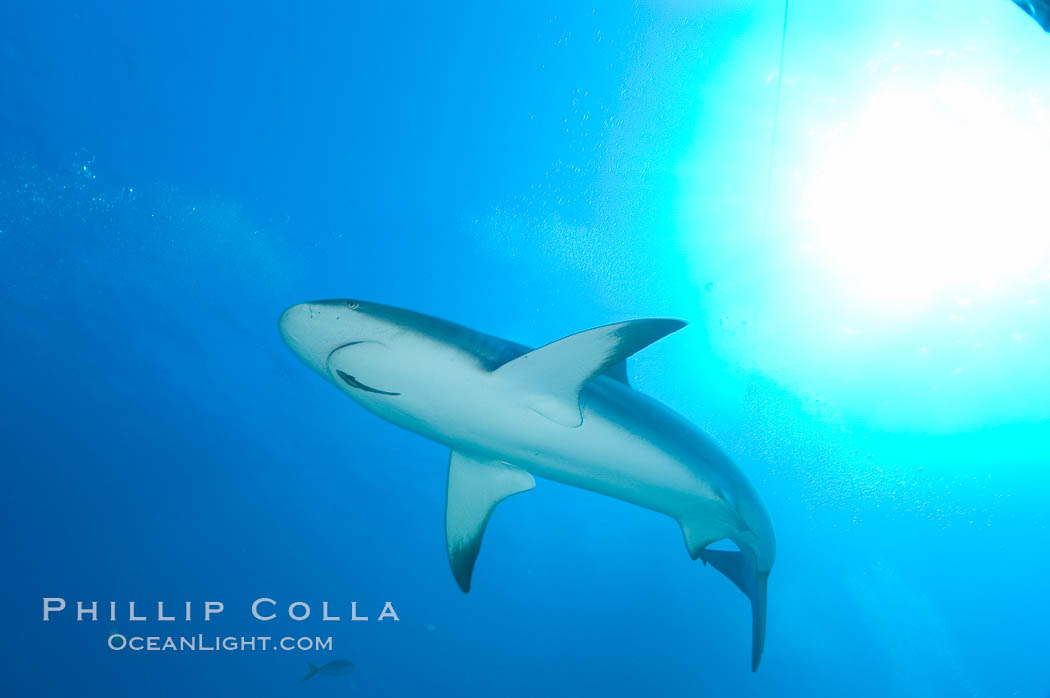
[279,299,776,670]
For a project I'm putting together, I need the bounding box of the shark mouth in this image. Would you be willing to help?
[335,369,400,396]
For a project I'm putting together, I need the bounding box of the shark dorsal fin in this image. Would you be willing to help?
[446,451,534,593]
[493,319,686,427]
[604,359,630,386]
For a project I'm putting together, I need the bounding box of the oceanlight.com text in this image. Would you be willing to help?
[107,634,334,652]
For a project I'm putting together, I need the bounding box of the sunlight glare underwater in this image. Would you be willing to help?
[802,80,1050,308]
[677,3,1050,430]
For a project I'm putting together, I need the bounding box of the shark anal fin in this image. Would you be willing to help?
[445,451,534,593]
[697,547,769,672]
[676,505,743,562]
[494,319,685,427]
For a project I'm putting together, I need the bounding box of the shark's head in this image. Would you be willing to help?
[279,299,415,403]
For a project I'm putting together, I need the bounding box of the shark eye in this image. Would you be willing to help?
[346,301,360,310]
[336,369,400,396]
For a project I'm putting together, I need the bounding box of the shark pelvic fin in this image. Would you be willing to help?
[445,451,534,592]
[697,547,769,672]
[494,319,686,427]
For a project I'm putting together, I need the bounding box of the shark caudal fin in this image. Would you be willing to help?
[301,662,319,682]
[697,548,769,672]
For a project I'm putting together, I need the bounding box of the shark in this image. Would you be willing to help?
[278,299,776,670]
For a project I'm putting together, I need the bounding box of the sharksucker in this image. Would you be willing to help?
[279,299,776,670]
[335,369,401,395]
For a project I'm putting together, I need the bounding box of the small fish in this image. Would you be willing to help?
[301,659,355,682]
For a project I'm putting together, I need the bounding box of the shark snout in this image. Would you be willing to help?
[279,299,377,378]
[278,303,314,346]
[278,302,345,376]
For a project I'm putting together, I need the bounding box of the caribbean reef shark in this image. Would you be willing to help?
[279,300,776,670]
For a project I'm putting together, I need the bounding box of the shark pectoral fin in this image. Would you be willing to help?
[697,547,769,672]
[446,451,535,593]
[494,319,686,427]
[526,395,582,428]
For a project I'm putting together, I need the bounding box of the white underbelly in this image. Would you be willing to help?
[357,376,727,521]
[455,402,721,519]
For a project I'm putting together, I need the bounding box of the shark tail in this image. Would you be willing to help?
[697,548,769,672]
[301,662,319,682]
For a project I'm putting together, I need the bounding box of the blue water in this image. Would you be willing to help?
[3,1,1049,696]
